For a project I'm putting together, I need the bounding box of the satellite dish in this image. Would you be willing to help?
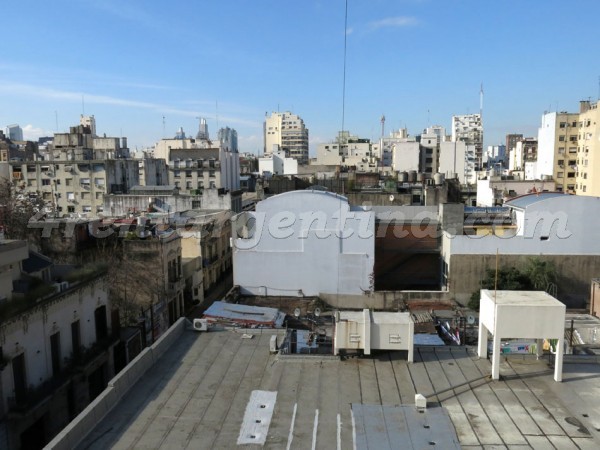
[314,307,321,317]
[389,194,395,202]
[467,315,476,325]
[293,308,301,318]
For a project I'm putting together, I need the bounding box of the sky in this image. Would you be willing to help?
[1,0,599,156]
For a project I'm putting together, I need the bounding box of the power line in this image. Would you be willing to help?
[341,0,348,135]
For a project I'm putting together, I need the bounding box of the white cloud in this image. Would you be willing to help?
[367,16,419,30]
[22,124,52,141]
[0,82,261,128]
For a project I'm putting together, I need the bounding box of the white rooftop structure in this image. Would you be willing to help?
[477,289,566,381]
[334,309,414,361]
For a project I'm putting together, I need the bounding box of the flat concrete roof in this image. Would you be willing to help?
[482,289,565,307]
[78,329,600,449]
[339,310,412,325]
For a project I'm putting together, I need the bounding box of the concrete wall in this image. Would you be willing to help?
[446,253,600,307]
[45,317,188,450]
[321,290,453,310]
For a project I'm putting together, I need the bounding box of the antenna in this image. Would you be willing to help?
[162,116,166,138]
[55,111,59,131]
[479,83,484,118]
[341,0,348,135]
[380,114,385,139]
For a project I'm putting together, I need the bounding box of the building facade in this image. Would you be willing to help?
[5,124,23,142]
[263,112,309,165]
[452,114,483,168]
[0,240,116,448]
[575,100,600,196]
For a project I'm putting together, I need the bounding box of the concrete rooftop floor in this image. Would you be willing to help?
[79,329,600,449]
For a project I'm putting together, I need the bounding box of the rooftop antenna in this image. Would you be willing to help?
[479,83,484,118]
[380,114,385,139]
[162,116,166,138]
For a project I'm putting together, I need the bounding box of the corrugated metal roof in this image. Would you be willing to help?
[203,301,285,327]
[504,192,566,210]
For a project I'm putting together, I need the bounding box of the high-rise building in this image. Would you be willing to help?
[263,111,309,165]
[80,115,96,137]
[218,127,238,152]
[6,124,23,141]
[537,112,578,192]
[452,114,482,168]
[576,100,600,196]
[506,134,523,157]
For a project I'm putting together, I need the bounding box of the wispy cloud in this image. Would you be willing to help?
[0,82,261,128]
[22,124,53,141]
[367,16,419,31]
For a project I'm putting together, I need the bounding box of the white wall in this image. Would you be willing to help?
[444,194,600,257]
[392,141,420,172]
[537,112,556,179]
[233,190,375,296]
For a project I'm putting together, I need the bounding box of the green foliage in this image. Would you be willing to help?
[468,258,557,311]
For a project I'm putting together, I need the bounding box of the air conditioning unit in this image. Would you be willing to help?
[193,318,209,332]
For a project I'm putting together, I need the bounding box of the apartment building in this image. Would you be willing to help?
[263,111,309,165]
[122,231,184,344]
[0,240,116,448]
[575,100,600,196]
[4,122,168,217]
[316,132,378,172]
[537,111,579,192]
[452,114,483,168]
[154,125,240,195]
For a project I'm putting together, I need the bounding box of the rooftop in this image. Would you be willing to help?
[78,328,600,449]
[504,192,568,210]
[482,289,566,307]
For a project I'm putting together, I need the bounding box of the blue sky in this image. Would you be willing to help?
[1,0,599,155]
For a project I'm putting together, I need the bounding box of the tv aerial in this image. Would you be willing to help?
[294,308,301,318]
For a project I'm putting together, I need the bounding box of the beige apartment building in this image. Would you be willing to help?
[537,111,579,193]
[576,100,600,196]
[263,111,309,165]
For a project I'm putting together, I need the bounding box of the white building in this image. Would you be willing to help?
[392,140,420,173]
[154,124,240,194]
[316,132,377,172]
[258,150,298,176]
[263,112,309,165]
[439,141,476,184]
[452,114,483,167]
[476,177,555,206]
[79,115,97,137]
[232,190,375,296]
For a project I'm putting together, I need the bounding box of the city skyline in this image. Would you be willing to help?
[1,0,599,155]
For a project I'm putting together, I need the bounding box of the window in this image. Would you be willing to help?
[583,173,587,179]
[557,172,564,178]
[559,136,565,142]
[50,332,61,378]
[567,172,575,178]
[42,179,50,186]
[71,321,81,360]
[68,206,75,213]
[95,305,108,341]
[558,147,565,154]
[209,170,215,178]
[583,185,587,192]
[174,170,180,178]
[186,170,192,178]
[559,122,566,128]
[65,178,73,186]
[557,159,564,166]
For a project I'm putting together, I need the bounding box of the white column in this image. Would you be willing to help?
[363,309,371,355]
[407,320,414,363]
[554,337,564,382]
[491,333,501,380]
[477,323,488,358]
[536,339,543,359]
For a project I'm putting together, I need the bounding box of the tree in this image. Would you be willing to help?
[0,177,45,240]
[523,257,557,291]
[468,258,557,311]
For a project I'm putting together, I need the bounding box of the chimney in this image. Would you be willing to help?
[580,100,591,114]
